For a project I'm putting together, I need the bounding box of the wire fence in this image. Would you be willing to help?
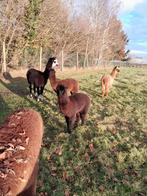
[1,47,147,73]
[95,60,147,68]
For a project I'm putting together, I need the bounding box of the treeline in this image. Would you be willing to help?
[0,0,129,71]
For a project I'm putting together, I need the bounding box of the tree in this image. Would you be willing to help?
[0,0,28,71]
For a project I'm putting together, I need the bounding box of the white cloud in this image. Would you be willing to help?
[130,50,147,55]
[137,42,147,46]
[121,0,144,12]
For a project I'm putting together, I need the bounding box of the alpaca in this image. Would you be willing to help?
[26,57,59,101]
[56,84,91,133]
[45,56,59,70]
[0,108,43,196]
[101,66,120,97]
[49,69,79,94]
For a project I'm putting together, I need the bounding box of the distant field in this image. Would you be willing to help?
[0,67,147,195]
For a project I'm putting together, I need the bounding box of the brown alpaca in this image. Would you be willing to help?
[101,66,120,97]
[56,84,91,133]
[0,109,43,196]
[49,69,79,94]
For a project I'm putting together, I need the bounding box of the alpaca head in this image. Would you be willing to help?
[114,66,120,72]
[56,84,68,97]
[46,57,59,70]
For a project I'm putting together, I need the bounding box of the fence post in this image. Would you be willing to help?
[39,46,42,71]
[61,49,64,71]
[87,54,89,67]
[83,55,87,68]
[83,38,89,68]
[2,41,7,73]
[76,52,79,69]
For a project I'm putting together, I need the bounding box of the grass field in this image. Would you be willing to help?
[0,67,147,195]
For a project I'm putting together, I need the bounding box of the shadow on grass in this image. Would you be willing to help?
[0,72,64,140]
[0,72,28,97]
[0,95,10,123]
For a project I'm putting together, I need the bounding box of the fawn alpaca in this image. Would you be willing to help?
[49,69,79,94]
[0,109,43,196]
[101,66,120,97]
[26,57,59,101]
[56,84,91,133]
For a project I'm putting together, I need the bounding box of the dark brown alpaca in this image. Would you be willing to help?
[26,57,59,101]
[56,84,91,133]
[101,66,120,97]
[49,69,79,94]
[0,109,43,196]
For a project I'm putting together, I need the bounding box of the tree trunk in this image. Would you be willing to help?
[61,49,64,71]
[39,46,42,71]
[2,41,7,73]
[83,38,89,68]
[76,52,79,69]
[87,54,89,67]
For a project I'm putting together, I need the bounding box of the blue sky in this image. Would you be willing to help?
[120,0,147,58]
[73,0,147,59]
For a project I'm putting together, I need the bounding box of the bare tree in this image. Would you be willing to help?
[0,0,128,72]
[0,0,28,71]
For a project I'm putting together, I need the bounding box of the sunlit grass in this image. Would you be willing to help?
[0,67,147,195]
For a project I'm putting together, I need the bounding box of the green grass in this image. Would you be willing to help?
[0,67,147,195]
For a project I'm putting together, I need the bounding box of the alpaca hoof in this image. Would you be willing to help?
[37,95,44,102]
[29,94,33,98]
[34,92,38,97]
[37,97,40,102]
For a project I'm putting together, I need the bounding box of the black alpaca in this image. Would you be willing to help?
[26,57,58,101]
[56,84,91,133]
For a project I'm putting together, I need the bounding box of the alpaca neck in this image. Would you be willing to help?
[46,60,52,69]
[49,72,57,89]
[110,70,117,79]
[43,69,50,79]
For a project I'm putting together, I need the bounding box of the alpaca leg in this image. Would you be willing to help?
[102,84,105,97]
[80,112,87,125]
[65,115,76,133]
[29,84,33,98]
[105,90,109,97]
[40,86,44,95]
[69,115,76,131]
[37,87,44,101]
[34,85,38,97]
[105,85,109,97]
[37,87,40,96]
[36,87,40,101]
[80,102,90,125]
[74,113,80,128]
[65,116,70,133]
